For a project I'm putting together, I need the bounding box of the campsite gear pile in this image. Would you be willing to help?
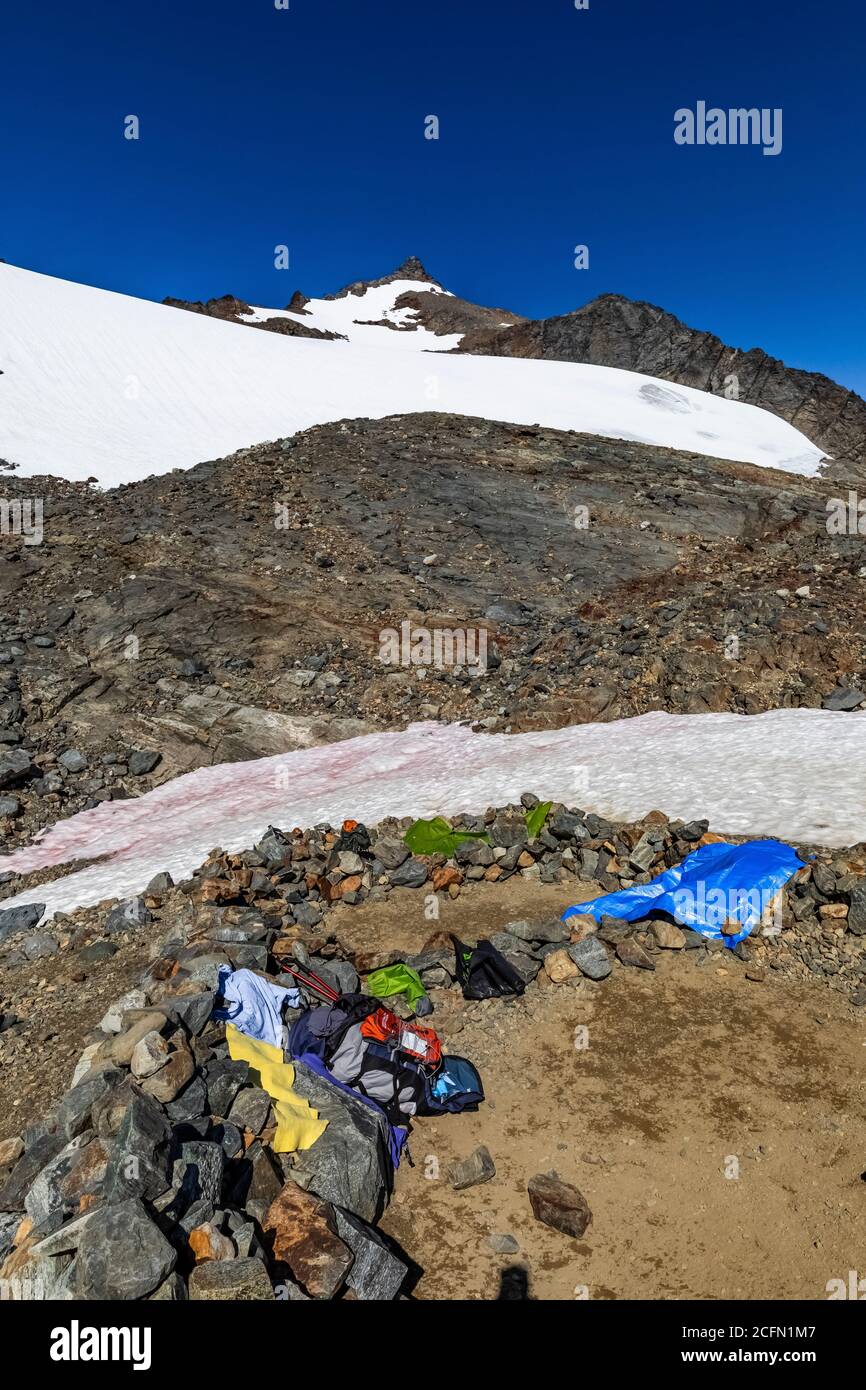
[280,962,484,1128]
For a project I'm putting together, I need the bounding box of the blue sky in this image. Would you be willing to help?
[2,0,865,392]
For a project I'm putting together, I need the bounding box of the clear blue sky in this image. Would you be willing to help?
[2,0,865,392]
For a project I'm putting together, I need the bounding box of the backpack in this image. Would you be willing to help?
[451,934,526,1000]
[287,992,378,1062]
[288,994,444,1126]
[420,1055,485,1115]
[359,1008,442,1068]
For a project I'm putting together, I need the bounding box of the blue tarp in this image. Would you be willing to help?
[562,839,804,947]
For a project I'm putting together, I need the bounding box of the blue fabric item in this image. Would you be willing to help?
[214,966,302,1048]
[563,839,804,947]
[432,1056,483,1102]
[294,1049,408,1170]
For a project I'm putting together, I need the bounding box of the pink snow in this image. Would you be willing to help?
[1,710,863,922]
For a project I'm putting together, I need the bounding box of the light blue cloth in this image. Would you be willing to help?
[563,839,804,947]
[214,967,301,1048]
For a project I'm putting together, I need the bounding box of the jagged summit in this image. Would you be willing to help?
[325,255,442,300]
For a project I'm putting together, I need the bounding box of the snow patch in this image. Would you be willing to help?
[0,708,861,921]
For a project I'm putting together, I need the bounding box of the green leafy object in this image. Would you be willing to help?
[524,800,552,840]
[404,816,492,857]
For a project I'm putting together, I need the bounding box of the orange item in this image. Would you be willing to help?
[360,1007,442,1067]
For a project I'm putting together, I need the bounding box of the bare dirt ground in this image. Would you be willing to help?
[373,885,866,1302]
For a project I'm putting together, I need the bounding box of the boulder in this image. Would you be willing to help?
[528,1171,592,1239]
[334,1207,407,1300]
[0,903,45,942]
[75,1197,177,1299]
[102,1091,171,1203]
[289,1061,392,1222]
[264,1180,353,1299]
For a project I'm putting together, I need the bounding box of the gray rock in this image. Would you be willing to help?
[311,959,359,996]
[188,1256,273,1300]
[389,857,428,888]
[56,1066,125,1140]
[59,748,87,773]
[490,933,540,982]
[549,810,584,840]
[129,749,162,776]
[145,870,174,894]
[148,1271,188,1300]
[334,1206,407,1300]
[228,1086,271,1135]
[105,895,152,933]
[0,1211,22,1260]
[485,600,530,626]
[372,838,410,870]
[75,1197,176,1300]
[0,795,20,817]
[289,1061,392,1222]
[568,936,613,980]
[628,836,656,872]
[45,602,74,630]
[822,687,865,712]
[165,1074,208,1124]
[0,902,45,941]
[0,748,33,788]
[506,917,570,945]
[22,931,59,960]
[102,1091,172,1202]
[30,1207,99,1257]
[24,1134,92,1225]
[488,1232,520,1254]
[171,1141,225,1210]
[167,991,215,1036]
[291,901,323,927]
[448,1145,496,1191]
[205,1059,249,1117]
[847,882,866,936]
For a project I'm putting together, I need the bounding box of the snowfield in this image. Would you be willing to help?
[0,262,825,486]
[1,709,862,922]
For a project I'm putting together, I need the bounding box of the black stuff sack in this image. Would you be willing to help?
[451,934,526,1000]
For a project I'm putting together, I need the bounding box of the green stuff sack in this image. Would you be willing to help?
[366,963,427,1007]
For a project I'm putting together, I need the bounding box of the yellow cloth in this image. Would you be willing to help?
[225,1024,327,1154]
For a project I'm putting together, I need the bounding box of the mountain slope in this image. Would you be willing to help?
[2,412,864,855]
[455,292,866,467]
[0,263,824,485]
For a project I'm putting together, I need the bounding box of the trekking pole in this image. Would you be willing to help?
[280,963,340,1003]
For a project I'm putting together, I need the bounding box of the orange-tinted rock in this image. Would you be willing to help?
[432,865,463,891]
[264,1182,353,1299]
